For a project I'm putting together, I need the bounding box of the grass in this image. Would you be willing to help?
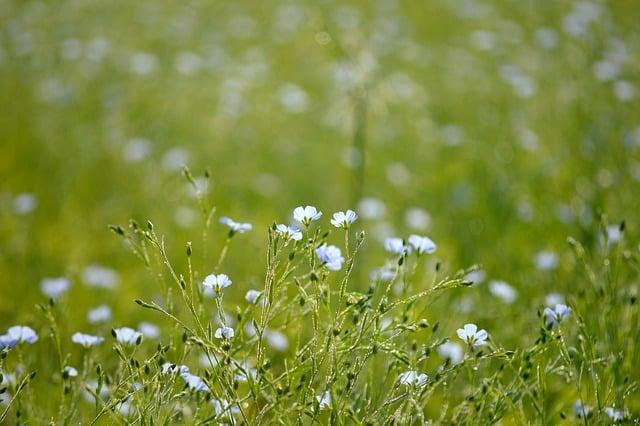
[0,0,638,423]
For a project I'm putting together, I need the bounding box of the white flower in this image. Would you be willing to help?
[457,323,488,347]
[398,370,428,387]
[63,366,78,378]
[293,205,322,226]
[214,326,235,340]
[316,391,331,409]
[407,235,436,255]
[369,266,396,282]
[83,380,110,403]
[265,329,289,351]
[245,289,263,305]
[161,363,189,375]
[464,270,485,285]
[6,326,38,344]
[315,244,345,271]
[384,238,407,255]
[138,322,160,339]
[404,207,431,230]
[535,251,558,271]
[72,332,104,348]
[489,280,517,304]
[113,327,143,345]
[83,264,119,289]
[275,224,303,241]
[606,225,622,244]
[357,197,386,219]
[219,216,252,234]
[0,335,18,350]
[181,372,210,392]
[605,407,626,422]
[13,193,37,214]
[330,210,358,228]
[40,277,71,299]
[203,274,232,292]
[544,304,571,327]
[87,305,112,324]
[437,342,464,364]
[545,293,564,306]
[573,400,592,418]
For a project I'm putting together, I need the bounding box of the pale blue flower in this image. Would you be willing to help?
[384,238,407,255]
[72,332,104,348]
[398,370,428,387]
[181,372,210,392]
[219,216,252,234]
[457,323,488,347]
[544,304,571,327]
[605,407,626,422]
[87,305,112,324]
[113,327,143,345]
[245,289,263,305]
[214,326,235,340]
[369,267,396,282]
[573,400,592,418]
[330,210,358,228]
[316,391,331,409]
[275,224,303,241]
[315,244,344,271]
[437,342,464,364]
[535,251,558,271]
[138,322,160,339]
[6,326,38,344]
[40,277,71,299]
[489,280,517,304]
[407,235,436,255]
[293,205,322,226]
[0,334,18,350]
[203,274,232,292]
[63,366,78,378]
[161,363,189,375]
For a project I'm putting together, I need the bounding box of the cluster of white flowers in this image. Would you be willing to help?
[384,235,436,255]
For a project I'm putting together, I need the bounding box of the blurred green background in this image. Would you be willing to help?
[1,0,639,376]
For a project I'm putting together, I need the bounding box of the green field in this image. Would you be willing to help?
[1,0,639,423]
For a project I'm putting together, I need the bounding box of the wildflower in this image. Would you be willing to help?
[5,326,38,344]
[315,244,345,271]
[219,216,252,234]
[234,366,258,383]
[573,400,592,418]
[457,323,488,347]
[437,342,464,364]
[112,327,143,345]
[63,366,78,378]
[181,372,210,392]
[138,322,160,339]
[245,289,263,305]
[13,193,37,214]
[83,264,119,289]
[605,407,626,422]
[161,363,189,375]
[41,277,71,299]
[398,370,428,387]
[534,251,558,271]
[384,237,407,255]
[464,270,485,286]
[544,304,571,327]
[87,305,112,324]
[358,197,386,219]
[83,380,110,403]
[545,293,564,306]
[275,224,303,241]
[316,391,331,409]
[330,210,358,229]
[293,205,322,226]
[203,274,232,292]
[211,398,241,416]
[489,280,517,304]
[214,326,235,340]
[265,329,289,351]
[0,335,18,350]
[407,235,436,255]
[404,207,431,230]
[72,332,104,348]
[369,266,395,282]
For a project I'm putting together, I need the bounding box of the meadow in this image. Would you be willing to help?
[0,0,639,424]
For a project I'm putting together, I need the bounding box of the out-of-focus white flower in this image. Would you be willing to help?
[63,366,78,378]
[123,138,151,162]
[489,280,517,304]
[113,327,143,345]
[437,342,464,364]
[0,335,18,350]
[614,80,636,102]
[129,52,158,75]
[535,251,558,271]
[40,277,70,299]
[464,270,485,286]
[5,326,38,344]
[457,323,488,347]
[264,329,289,351]
[357,197,386,220]
[545,293,564,306]
[83,380,110,403]
[316,391,331,409]
[13,193,37,214]
[245,289,263,305]
[369,266,395,282]
[398,370,428,387]
[605,407,626,422]
[138,322,160,339]
[203,274,232,293]
[330,210,358,229]
[72,332,104,348]
[181,372,210,392]
[384,238,407,255]
[315,244,345,271]
[404,208,431,230]
[293,206,322,226]
[606,225,622,244]
[214,326,235,340]
[275,224,302,241]
[162,148,190,171]
[407,235,436,255]
[573,400,592,418]
[219,216,252,234]
[278,83,309,113]
[161,363,189,375]
[83,264,119,289]
[87,305,112,324]
[544,304,571,327]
